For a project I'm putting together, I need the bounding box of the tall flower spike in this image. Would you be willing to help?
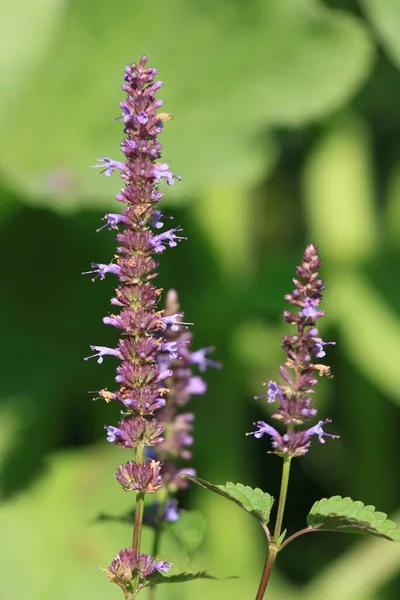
[85,56,182,597]
[247,245,338,457]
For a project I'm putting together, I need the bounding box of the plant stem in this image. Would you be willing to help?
[131,442,145,593]
[132,442,146,552]
[273,455,292,541]
[279,526,317,550]
[255,455,292,600]
[255,545,277,600]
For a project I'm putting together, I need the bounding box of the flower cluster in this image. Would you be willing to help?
[84,56,183,593]
[247,245,338,457]
[150,289,220,522]
[105,548,172,596]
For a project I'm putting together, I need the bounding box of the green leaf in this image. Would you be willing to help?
[144,569,217,588]
[308,496,400,541]
[361,0,400,70]
[168,510,206,558]
[183,475,274,525]
[0,0,374,211]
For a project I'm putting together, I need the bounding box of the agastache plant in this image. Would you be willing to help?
[84,57,215,598]
[186,244,400,599]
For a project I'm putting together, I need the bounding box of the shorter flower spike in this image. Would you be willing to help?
[248,245,337,458]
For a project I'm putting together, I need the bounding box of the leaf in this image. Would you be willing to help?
[183,475,274,525]
[302,509,400,600]
[361,0,400,70]
[168,510,206,558]
[0,0,374,211]
[144,569,217,587]
[307,496,400,541]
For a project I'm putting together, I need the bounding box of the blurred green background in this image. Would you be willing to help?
[2,0,400,598]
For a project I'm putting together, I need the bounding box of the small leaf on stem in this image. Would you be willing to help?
[182,475,274,525]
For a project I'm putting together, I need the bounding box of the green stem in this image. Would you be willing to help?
[255,455,292,600]
[255,545,277,600]
[131,443,145,593]
[273,455,292,541]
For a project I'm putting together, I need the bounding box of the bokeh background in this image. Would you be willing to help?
[2,0,400,598]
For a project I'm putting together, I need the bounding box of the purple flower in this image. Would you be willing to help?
[313,338,336,359]
[246,421,280,440]
[189,347,221,372]
[90,157,125,176]
[150,228,185,253]
[188,376,207,395]
[306,419,339,444]
[84,345,122,364]
[96,213,127,232]
[152,162,181,185]
[138,111,149,124]
[266,381,283,403]
[161,313,193,332]
[161,340,182,360]
[106,548,172,590]
[138,554,172,577]
[164,499,180,522]
[150,210,170,229]
[82,262,120,281]
[300,297,321,319]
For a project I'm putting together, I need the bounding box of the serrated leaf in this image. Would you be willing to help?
[184,475,274,525]
[308,496,400,541]
[144,569,217,587]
